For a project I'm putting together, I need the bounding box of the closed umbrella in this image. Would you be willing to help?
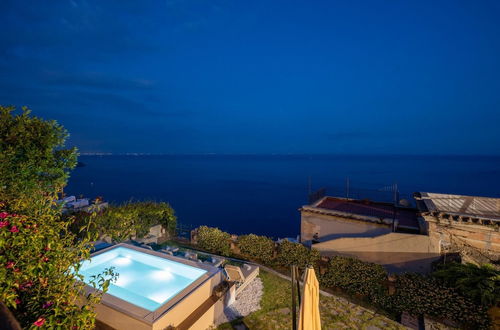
[298,266,321,330]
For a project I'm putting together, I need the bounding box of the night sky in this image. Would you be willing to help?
[1,1,499,155]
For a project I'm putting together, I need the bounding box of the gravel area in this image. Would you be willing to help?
[216,277,264,325]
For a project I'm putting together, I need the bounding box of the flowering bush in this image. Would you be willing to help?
[238,234,275,264]
[196,226,231,256]
[0,207,116,329]
[0,106,116,328]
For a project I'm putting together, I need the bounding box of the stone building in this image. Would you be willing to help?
[414,192,500,266]
[300,193,500,273]
[300,196,439,273]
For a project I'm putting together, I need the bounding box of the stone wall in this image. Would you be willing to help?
[424,217,500,265]
[148,224,164,238]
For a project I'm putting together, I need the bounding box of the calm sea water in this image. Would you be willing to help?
[66,155,500,238]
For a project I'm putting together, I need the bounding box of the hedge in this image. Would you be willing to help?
[237,234,275,264]
[386,273,490,329]
[196,226,231,256]
[191,227,491,329]
[276,240,320,268]
[320,256,387,299]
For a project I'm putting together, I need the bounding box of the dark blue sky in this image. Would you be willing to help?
[1,1,499,154]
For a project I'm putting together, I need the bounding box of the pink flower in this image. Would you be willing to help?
[42,301,53,309]
[0,212,8,219]
[0,221,9,228]
[20,281,33,290]
[9,226,19,233]
[42,257,49,262]
[33,317,45,327]
[15,298,21,305]
[6,261,14,269]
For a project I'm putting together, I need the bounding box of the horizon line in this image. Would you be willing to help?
[77,152,500,157]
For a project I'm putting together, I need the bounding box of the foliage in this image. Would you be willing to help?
[237,234,275,264]
[0,106,115,329]
[196,226,231,256]
[320,256,387,299]
[0,106,76,209]
[218,271,405,330]
[139,201,177,236]
[193,225,491,329]
[319,257,490,328]
[386,273,490,329]
[276,240,320,268]
[193,227,320,266]
[432,262,500,308]
[75,201,177,242]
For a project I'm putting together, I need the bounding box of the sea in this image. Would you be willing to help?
[65,155,500,238]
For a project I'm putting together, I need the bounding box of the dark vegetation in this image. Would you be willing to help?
[0,106,116,329]
[195,226,497,329]
[70,201,177,242]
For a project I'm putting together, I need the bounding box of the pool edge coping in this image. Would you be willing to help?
[81,243,222,325]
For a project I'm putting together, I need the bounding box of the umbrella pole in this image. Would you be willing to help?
[295,266,301,307]
[291,265,297,330]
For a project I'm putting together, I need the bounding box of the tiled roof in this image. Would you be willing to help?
[312,197,419,229]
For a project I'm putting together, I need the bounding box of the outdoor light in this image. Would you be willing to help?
[150,269,174,281]
[113,256,132,266]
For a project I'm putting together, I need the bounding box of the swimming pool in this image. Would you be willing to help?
[80,246,207,311]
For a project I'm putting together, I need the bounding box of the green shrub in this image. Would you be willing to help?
[389,273,490,329]
[276,240,320,268]
[0,106,116,328]
[320,256,387,299]
[318,256,490,329]
[238,234,275,264]
[432,262,500,308]
[190,223,492,329]
[196,226,231,256]
[74,201,177,241]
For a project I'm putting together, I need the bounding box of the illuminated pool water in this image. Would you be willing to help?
[79,246,207,311]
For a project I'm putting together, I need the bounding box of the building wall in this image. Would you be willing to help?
[94,303,151,330]
[94,271,223,330]
[153,271,223,330]
[301,211,392,245]
[313,232,440,273]
[424,216,500,265]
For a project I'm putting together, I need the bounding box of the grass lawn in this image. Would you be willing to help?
[218,270,405,330]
